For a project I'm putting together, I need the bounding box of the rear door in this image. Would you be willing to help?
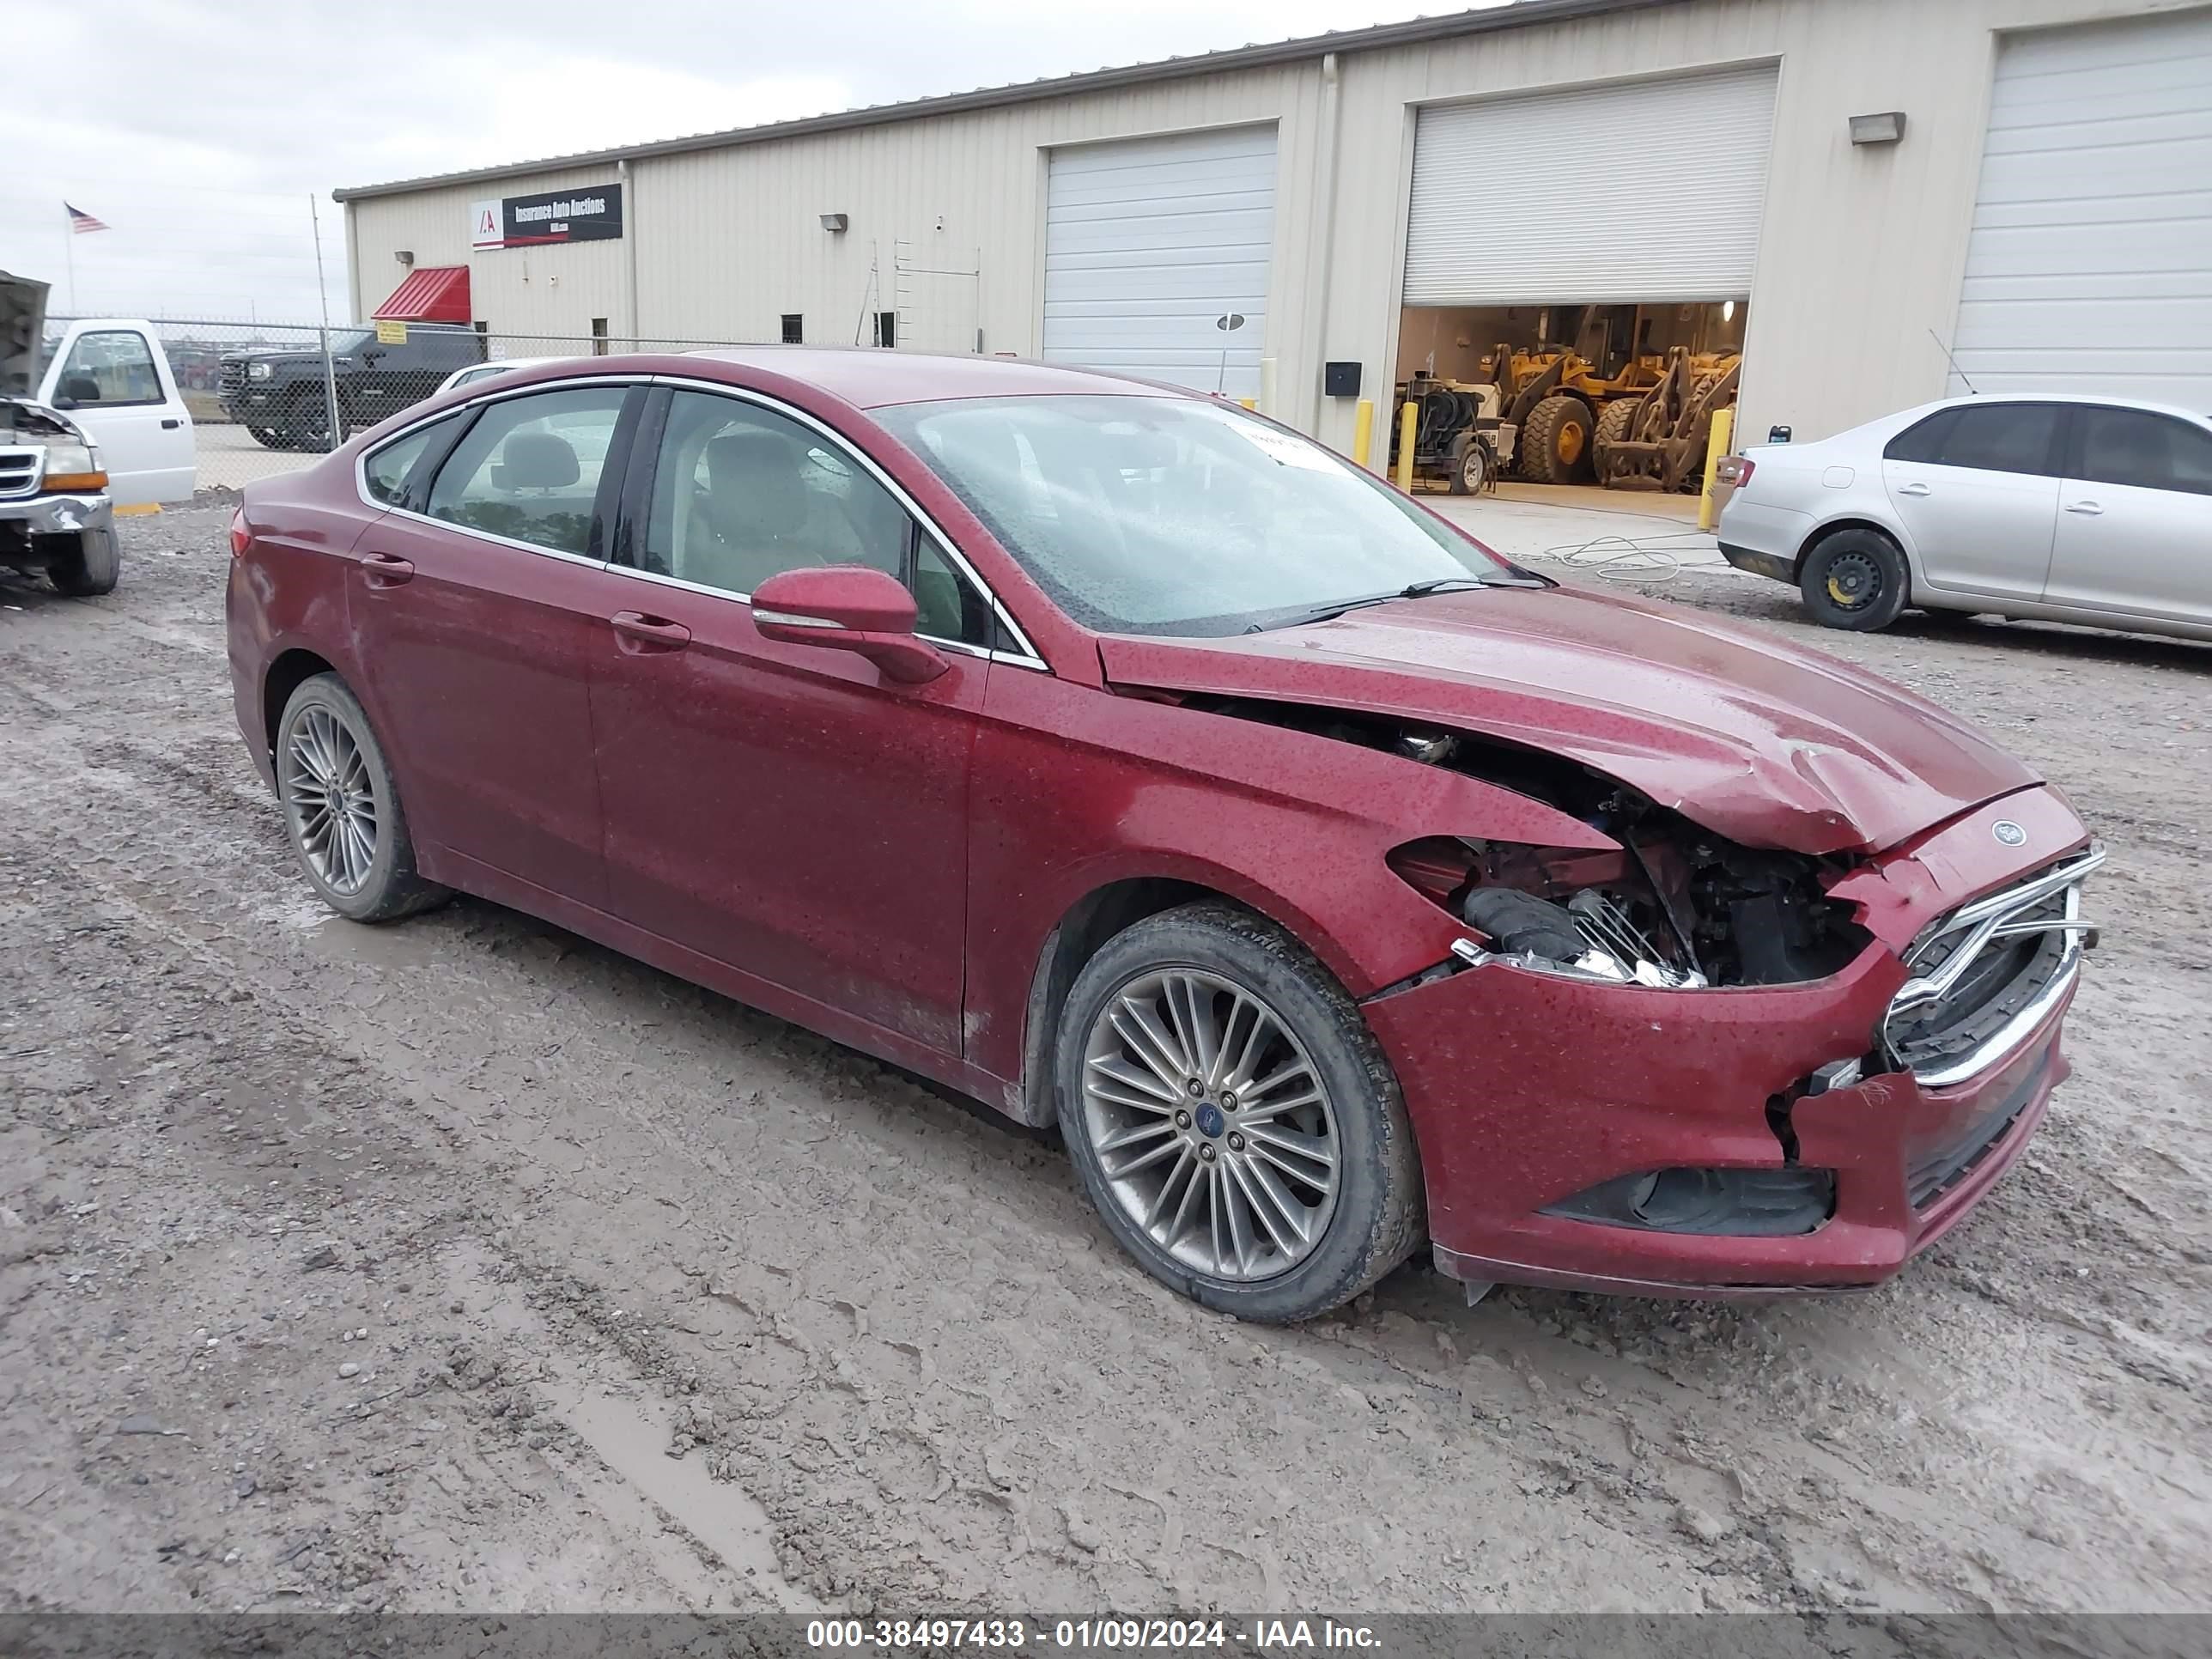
[347,380,641,905]
[39,321,196,505]
[2045,404,2212,626]
[1881,403,2064,600]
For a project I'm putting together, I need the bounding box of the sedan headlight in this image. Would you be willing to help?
[40,441,107,493]
[247,362,273,380]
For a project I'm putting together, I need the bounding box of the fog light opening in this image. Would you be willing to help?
[1544,1166,1836,1237]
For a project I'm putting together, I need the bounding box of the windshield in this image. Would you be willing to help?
[328,329,374,356]
[872,393,1514,635]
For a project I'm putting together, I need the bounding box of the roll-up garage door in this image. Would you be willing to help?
[1042,125,1277,399]
[1403,64,1778,306]
[1950,10,2212,404]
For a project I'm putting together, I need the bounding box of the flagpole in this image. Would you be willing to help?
[64,207,76,314]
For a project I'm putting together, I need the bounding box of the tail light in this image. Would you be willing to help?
[1714,455,1755,489]
[228,507,251,557]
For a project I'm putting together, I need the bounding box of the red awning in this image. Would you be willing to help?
[372,265,471,325]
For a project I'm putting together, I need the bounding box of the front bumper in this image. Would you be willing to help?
[0,491,113,539]
[1365,787,2091,1298]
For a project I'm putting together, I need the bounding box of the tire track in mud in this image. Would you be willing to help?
[2,510,2205,1613]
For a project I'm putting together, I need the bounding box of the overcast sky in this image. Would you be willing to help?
[7,0,1511,326]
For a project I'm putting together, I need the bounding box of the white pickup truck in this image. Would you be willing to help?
[2,270,196,595]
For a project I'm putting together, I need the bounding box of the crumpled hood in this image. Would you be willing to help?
[1097,584,2040,855]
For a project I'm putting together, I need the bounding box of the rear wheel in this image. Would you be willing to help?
[1056,902,1424,1323]
[1446,434,1489,495]
[45,526,119,597]
[1799,527,1909,631]
[1517,394,1594,485]
[276,674,449,922]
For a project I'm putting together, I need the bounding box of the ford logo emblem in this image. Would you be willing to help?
[1993,820,2027,847]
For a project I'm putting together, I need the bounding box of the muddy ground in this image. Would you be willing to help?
[1,506,2206,1616]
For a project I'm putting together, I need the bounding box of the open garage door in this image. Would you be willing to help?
[1950,10,2212,406]
[1403,64,1778,307]
[1395,65,1771,492]
[1042,125,1276,400]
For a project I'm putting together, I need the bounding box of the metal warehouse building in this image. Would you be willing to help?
[337,0,2212,463]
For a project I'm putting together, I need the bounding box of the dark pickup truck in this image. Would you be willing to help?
[219,325,485,450]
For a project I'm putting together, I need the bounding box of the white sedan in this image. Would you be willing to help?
[1715,393,2212,641]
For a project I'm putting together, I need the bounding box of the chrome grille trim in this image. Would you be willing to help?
[0,447,43,501]
[1886,842,2103,1089]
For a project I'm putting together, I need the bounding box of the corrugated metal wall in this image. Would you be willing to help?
[344,0,2207,451]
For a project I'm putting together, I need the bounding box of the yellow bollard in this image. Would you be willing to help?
[1351,398,1375,469]
[1698,407,1736,532]
[1395,401,1417,491]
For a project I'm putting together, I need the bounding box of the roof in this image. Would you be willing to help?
[373,265,471,324]
[680,345,1177,407]
[333,0,1672,201]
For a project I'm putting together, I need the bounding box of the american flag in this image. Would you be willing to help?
[64,203,110,234]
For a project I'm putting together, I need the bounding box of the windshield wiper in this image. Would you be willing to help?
[1260,577,1497,632]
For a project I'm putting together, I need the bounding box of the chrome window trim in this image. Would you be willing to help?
[641,374,1050,671]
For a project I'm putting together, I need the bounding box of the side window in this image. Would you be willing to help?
[1883,409,1960,465]
[54,330,164,407]
[424,386,629,556]
[1932,404,2062,477]
[2077,408,2212,496]
[362,413,465,507]
[643,391,904,592]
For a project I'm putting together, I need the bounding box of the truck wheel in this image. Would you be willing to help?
[1056,902,1425,1323]
[46,526,119,598]
[1518,395,1595,485]
[1799,528,1910,632]
[277,392,338,453]
[247,426,283,449]
[276,674,449,923]
[1446,434,1489,495]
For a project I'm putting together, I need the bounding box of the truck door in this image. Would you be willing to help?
[40,321,196,505]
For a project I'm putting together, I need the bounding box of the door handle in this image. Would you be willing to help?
[1898,482,1932,496]
[610,610,691,653]
[360,552,415,588]
[2063,501,2104,516]
[161,418,181,429]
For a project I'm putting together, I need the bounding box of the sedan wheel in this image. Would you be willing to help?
[276,673,448,923]
[1057,902,1423,1322]
[1079,967,1341,1282]
[1799,527,1909,631]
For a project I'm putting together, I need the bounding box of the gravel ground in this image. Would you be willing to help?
[1,507,2206,1616]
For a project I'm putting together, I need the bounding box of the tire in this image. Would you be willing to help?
[247,426,282,449]
[1446,434,1488,495]
[1594,396,1642,455]
[1799,527,1910,632]
[275,673,449,923]
[276,390,341,453]
[1055,902,1424,1323]
[46,526,119,597]
[1517,394,1595,484]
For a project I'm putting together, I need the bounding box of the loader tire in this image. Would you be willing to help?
[1518,394,1594,485]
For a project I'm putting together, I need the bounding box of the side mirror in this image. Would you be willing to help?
[750,565,950,685]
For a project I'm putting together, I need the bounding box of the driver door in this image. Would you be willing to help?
[588,386,1001,1053]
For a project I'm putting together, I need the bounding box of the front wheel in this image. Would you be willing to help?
[276,674,449,922]
[1056,902,1424,1322]
[1799,527,1910,631]
[46,526,119,597]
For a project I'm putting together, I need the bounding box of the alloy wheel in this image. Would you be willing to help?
[283,705,380,895]
[1079,969,1341,1282]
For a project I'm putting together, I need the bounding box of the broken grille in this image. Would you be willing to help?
[1885,843,2102,1089]
[0,447,40,501]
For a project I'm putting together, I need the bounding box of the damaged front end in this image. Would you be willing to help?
[1168,694,2100,1297]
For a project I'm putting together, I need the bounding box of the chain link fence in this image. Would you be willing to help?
[44,317,774,491]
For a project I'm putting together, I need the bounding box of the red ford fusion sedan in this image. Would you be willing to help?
[226,349,2101,1322]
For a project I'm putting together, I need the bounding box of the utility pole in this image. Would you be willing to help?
[309,193,343,448]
